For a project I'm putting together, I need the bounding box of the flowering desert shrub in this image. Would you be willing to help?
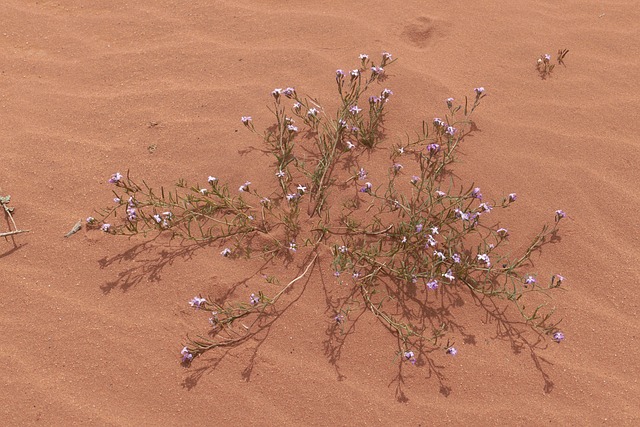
[90,53,566,368]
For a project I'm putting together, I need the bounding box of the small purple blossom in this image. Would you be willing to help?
[250,293,260,305]
[272,88,282,100]
[446,346,458,356]
[446,97,454,107]
[297,184,307,194]
[435,190,446,198]
[426,279,439,290]
[381,51,393,63]
[474,87,485,95]
[359,53,369,61]
[427,235,437,247]
[307,108,319,118]
[393,163,403,172]
[286,193,299,202]
[276,169,286,178]
[241,116,252,125]
[445,126,457,136]
[346,141,356,150]
[86,216,95,224]
[283,87,296,98]
[552,331,565,343]
[289,241,297,252]
[431,226,439,235]
[181,347,193,363]
[433,117,444,127]
[524,275,536,285]
[497,228,509,237]
[101,223,111,232]
[358,168,367,180]
[452,254,461,263]
[189,296,207,309]
[333,271,340,278]
[338,245,348,253]
[208,176,217,184]
[292,102,301,112]
[426,143,440,154]
[508,193,517,202]
[479,203,492,212]
[238,181,251,192]
[371,66,384,76]
[443,269,455,282]
[471,187,483,199]
[350,69,360,78]
[544,54,552,62]
[410,176,420,185]
[415,223,423,233]
[404,351,416,365]
[220,248,231,257]
[108,172,123,184]
[349,105,362,114]
[381,88,393,99]
[434,251,446,261]
[477,253,491,266]
[287,124,298,132]
[199,188,208,195]
[555,209,566,221]
[335,313,345,323]
[335,69,345,84]
[359,182,372,193]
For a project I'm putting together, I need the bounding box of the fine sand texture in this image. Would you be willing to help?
[1,1,639,425]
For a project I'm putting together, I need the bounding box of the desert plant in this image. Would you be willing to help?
[90,53,566,368]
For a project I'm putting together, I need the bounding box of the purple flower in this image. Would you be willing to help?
[289,241,297,252]
[415,223,423,233]
[555,210,566,221]
[108,172,123,184]
[524,275,536,285]
[238,181,251,192]
[369,95,381,104]
[434,251,446,261]
[335,313,345,323]
[381,51,393,63]
[352,272,361,279]
[431,226,439,235]
[392,163,403,172]
[452,253,461,263]
[555,274,565,284]
[220,248,231,257]
[553,331,565,343]
[292,102,301,112]
[426,235,437,247]
[250,293,260,305]
[426,143,440,154]
[381,88,393,99]
[286,193,299,202]
[297,184,307,194]
[86,216,95,224]
[359,53,369,61]
[471,187,482,199]
[337,119,347,129]
[426,279,439,290]
[276,169,286,178]
[199,188,208,195]
[446,346,457,356]
[101,223,111,232]
[446,97,454,107]
[433,118,444,127]
[241,116,252,125]
[371,66,384,76]
[350,69,360,78]
[272,88,282,100]
[435,190,446,197]
[474,87,485,95]
[479,203,492,212]
[113,197,121,204]
[410,176,420,185]
[209,312,219,326]
[208,176,217,184]
[544,53,552,62]
[287,124,298,132]
[358,168,367,180]
[346,141,356,150]
[508,193,517,202]
[403,350,416,364]
[477,253,491,266]
[307,108,319,117]
[126,207,137,221]
[349,105,361,114]
[359,182,372,193]
[333,271,340,278]
[497,228,509,237]
[338,245,348,253]
[445,126,457,136]
[335,69,345,84]
[283,87,296,98]
[443,269,455,282]
[189,296,207,309]
[181,347,194,363]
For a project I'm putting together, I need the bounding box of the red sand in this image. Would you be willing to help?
[1,1,639,425]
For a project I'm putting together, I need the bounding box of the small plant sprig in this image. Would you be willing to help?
[536,48,569,79]
[91,52,567,370]
[1,194,30,238]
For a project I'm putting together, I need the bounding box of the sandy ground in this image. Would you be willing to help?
[1,0,639,425]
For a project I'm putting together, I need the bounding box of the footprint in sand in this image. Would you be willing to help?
[401,16,441,48]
